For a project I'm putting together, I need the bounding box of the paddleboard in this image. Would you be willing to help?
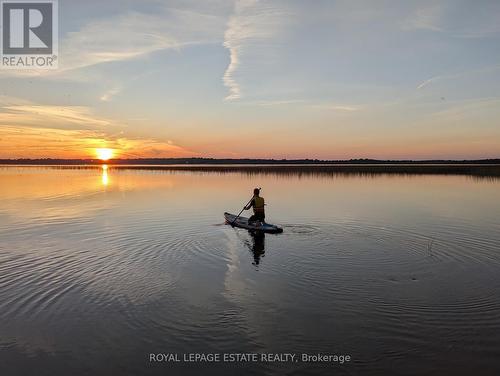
[224,212,283,234]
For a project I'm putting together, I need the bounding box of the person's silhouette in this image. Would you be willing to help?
[244,188,265,224]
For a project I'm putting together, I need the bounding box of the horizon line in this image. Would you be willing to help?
[1,157,499,164]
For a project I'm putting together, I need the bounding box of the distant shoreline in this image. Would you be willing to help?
[1,158,499,165]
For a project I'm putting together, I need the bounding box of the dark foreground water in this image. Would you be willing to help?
[1,166,500,375]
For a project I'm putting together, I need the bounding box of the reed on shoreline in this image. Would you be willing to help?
[2,163,500,178]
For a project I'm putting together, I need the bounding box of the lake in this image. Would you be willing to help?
[1,166,499,375]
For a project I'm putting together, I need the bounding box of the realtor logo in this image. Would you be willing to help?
[1,0,58,69]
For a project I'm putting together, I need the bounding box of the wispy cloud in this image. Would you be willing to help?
[0,7,225,78]
[416,65,500,90]
[0,95,32,106]
[111,136,195,158]
[63,8,224,71]
[402,4,444,32]
[416,76,441,90]
[311,104,360,112]
[0,105,113,128]
[60,12,177,72]
[430,97,500,119]
[403,2,500,38]
[100,87,122,102]
[223,0,291,101]
[248,99,305,106]
[99,69,159,102]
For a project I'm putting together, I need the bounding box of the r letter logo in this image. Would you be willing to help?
[1,0,58,69]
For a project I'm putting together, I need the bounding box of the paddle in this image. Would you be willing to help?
[231,187,261,226]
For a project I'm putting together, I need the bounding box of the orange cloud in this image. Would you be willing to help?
[0,125,194,159]
[0,97,195,159]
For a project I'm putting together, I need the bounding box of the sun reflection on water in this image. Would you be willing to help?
[101,165,109,186]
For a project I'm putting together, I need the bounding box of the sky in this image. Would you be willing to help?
[0,0,499,160]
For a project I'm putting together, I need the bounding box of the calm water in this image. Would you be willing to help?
[1,166,500,375]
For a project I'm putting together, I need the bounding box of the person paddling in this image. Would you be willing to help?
[244,188,265,224]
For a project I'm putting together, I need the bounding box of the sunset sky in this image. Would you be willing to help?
[1,0,499,160]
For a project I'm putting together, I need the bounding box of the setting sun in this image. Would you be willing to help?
[95,148,114,161]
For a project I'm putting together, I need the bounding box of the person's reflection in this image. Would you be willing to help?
[249,231,265,266]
